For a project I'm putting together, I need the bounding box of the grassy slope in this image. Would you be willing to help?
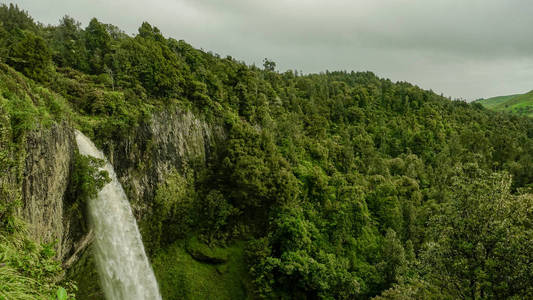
[151,238,253,300]
[477,91,533,117]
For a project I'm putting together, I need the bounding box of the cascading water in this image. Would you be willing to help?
[75,130,162,300]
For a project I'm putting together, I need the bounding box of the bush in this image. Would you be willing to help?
[66,152,110,227]
[7,30,51,81]
[0,231,75,299]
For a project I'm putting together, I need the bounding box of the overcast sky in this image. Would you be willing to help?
[10,0,533,100]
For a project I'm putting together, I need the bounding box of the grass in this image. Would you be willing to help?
[0,229,74,300]
[0,266,41,300]
[151,238,253,300]
[476,94,519,109]
[477,90,533,117]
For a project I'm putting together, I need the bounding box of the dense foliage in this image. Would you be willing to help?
[66,153,110,232]
[1,3,533,299]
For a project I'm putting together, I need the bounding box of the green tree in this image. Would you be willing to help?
[420,165,533,299]
[49,15,89,71]
[7,30,51,81]
[0,4,36,32]
[263,58,276,72]
[382,229,407,286]
[85,18,111,74]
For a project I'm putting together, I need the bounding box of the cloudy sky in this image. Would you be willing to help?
[12,0,533,100]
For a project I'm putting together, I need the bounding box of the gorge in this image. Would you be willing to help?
[1,3,533,299]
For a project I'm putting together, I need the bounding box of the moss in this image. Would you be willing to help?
[185,236,228,264]
[66,248,103,300]
[152,238,253,300]
[145,169,196,250]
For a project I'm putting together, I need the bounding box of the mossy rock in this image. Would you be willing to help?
[66,247,104,300]
[216,263,229,275]
[152,239,253,300]
[185,237,228,264]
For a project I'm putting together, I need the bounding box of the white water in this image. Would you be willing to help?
[75,131,162,300]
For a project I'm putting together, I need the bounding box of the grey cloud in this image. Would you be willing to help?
[10,0,533,99]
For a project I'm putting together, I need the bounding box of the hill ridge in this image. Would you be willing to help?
[477,90,533,117]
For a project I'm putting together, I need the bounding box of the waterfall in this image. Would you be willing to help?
[75,130,162,300]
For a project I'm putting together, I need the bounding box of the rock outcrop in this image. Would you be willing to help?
[20,122,77,260]
[13,107,224,289]
[107,109,224,231]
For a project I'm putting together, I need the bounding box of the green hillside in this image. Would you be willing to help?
[477,90,533,117]
[2,3,533,300]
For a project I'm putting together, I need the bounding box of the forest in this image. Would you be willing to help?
[1,3,533,299]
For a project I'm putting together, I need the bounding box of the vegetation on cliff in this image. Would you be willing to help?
[0,31,74,298]
[1,3,533,299]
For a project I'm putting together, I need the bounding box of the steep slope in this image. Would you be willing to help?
[0,63,78,298]
[477,90,533,117]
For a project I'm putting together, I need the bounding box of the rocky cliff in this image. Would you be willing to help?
[6,103,225,300]
[19,122,79,260]
[106,109,224,239]
[16,107,223,260]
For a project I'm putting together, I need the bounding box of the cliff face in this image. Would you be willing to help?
[107,109,224,237]
[11,107,223,300]
[15,108,223,259]
[20,122,77,260]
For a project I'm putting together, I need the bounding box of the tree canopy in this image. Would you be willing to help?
[1,4,533,299]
